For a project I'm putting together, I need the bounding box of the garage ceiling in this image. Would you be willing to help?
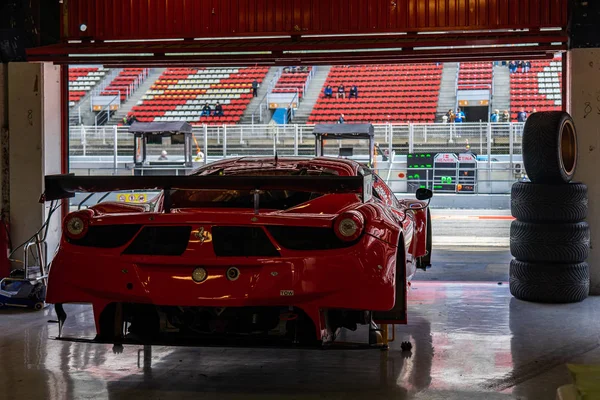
[27,0,569,65]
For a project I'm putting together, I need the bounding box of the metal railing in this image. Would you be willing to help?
[69,122,524,154]
[69,105,82,126]
[90,69,150,120]
[454,63,460,111]
[94,93,120,127]
[251,67,283,124]
[68,122,526,194]
[302,66,317,99]
[284,92,299,124]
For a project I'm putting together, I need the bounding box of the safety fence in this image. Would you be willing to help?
[69,122,524,158]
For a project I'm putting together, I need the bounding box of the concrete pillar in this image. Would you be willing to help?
[568,48,600,295]
[8,62,62,263]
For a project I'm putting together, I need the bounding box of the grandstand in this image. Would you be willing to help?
[129,67,269,125]
[510,56,562,120]
[458,62,493,90]
[308,64,442,124]
[67,60,563,126]
[68,66,108,107]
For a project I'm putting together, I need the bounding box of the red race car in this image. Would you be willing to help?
[43,157,432,346]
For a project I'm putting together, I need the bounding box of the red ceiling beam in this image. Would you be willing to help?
[29,31,568,56]
[60,0,568,42]
[30,44,564,67]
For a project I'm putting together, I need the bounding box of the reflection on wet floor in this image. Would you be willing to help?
[0,282,598,400]
[415,248,513,282]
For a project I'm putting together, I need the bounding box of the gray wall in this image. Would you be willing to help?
[8,63,62,263]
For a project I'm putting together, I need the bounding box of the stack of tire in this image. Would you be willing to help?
[510,111,590,303]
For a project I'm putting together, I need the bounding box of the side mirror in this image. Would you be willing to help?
[416,188,433,201]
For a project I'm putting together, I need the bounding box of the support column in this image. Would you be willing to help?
[568,48,600,294]
[8,62,62,263]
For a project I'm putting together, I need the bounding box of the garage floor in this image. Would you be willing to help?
[1,250,598,400]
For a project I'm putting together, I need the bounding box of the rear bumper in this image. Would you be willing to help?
[47,235,399,338]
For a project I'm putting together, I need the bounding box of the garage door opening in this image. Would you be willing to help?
[65,55,565,284]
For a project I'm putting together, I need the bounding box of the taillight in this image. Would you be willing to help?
[334,211,365,242]
[63,211,91,240]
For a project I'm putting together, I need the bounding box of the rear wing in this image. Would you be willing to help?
[42,174,372,202]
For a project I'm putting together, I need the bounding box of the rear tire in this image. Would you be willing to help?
[511,182,587,223]
[522,111,577,184]
[96,303,123,342]
[510,221,590,263]
[509,260,589,303]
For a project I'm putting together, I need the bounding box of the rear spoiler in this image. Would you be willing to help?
[42,174,372,202]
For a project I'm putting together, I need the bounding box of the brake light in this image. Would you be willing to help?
[334,211,365,242]
[63,211,91,240]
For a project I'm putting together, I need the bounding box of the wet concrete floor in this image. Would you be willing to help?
[1,249,598,399]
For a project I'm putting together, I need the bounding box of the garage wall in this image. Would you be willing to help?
[8,63,62,264]
[569,48,600,295]
[0,65,7,222]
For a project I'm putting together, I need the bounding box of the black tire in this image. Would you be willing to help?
[522,111,577,184]
[510,221,590,263]
[509,260,589,303]
[511,182,588,222]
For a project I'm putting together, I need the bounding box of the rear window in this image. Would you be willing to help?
[171,167,336,210]
[169,189,322,210]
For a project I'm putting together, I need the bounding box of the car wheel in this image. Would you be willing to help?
[34,302,44,311]
[511,182,587,223]
[510,221,590,263]
[96,303,123,342]
[522,111,577,184]
[509,260,589,303]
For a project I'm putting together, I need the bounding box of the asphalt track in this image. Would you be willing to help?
[422,209,512,282]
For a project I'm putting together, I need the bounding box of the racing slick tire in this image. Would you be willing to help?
[509,260,589,303]
[522,111,577,184]
[510,221,590,263]
[511,182,588,223]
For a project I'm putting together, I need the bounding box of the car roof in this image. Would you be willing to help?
[193,157,363,177]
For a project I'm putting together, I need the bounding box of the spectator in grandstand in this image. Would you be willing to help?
[446,109,455,122]
[501,110,510,122]
[524,61,532,73]
[442,115,448,123]
[158,150,168,160]
[214,102,224,117]
[517,108,528,122]
[349,85,359,99]
[518,60,525,73]
[324,85,333,98]
[454,108,466,123]
[338,114,345,124]
[490,109,500,122]
[252,80,259,97]
[337,84,346,99]
[124,114,138,126]
[509,61,517,74]
[201,103,211,117]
